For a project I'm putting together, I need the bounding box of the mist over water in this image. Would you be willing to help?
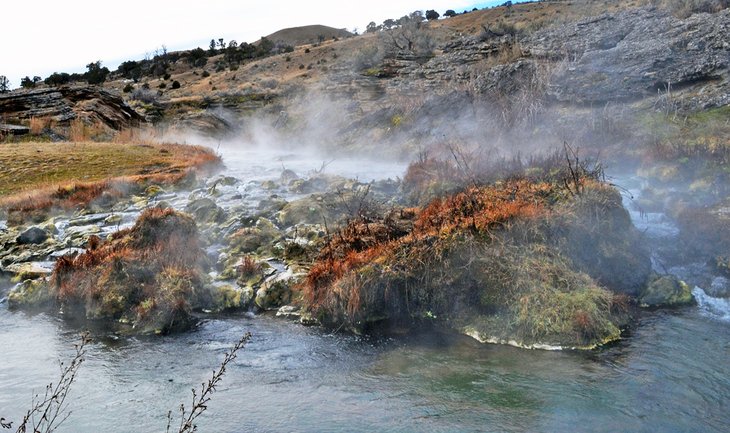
[2,124,728,432]
[4,33,730,431]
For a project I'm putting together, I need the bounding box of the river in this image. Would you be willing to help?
[1,146,729,432]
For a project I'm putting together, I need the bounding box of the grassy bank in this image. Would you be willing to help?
[0,140,220,223]
[0,141,219,197]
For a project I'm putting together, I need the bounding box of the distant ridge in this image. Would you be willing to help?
[264,25,353,47]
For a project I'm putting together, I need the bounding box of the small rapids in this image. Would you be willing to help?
[693,286,730,322]
[619,174,730,322]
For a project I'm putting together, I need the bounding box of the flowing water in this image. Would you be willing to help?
[1,148,729,433]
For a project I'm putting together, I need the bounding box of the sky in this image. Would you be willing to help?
[0,0,512,88]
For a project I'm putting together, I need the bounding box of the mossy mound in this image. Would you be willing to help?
[8,208,218,334]
[639,275,695,308]
[304,179,648,349]
[547,181,651,295]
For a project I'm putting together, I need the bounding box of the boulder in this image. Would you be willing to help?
[16,227,49,245]
[211,284,255,311]
[227,218,281,255]
[255,269,300,310]
[62,225,101,248]
[279,169,299,184]
[8,279,53,309]
[185,197,225,223]
[276,305,301,319]
[707,276,730,298]
[639,275,695,308]
[4,262,53,281]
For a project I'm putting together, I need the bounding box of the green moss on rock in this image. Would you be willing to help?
[10,208,214,334]
[8,279,53,309]
[639,275,695,308]
[304,180,644,349]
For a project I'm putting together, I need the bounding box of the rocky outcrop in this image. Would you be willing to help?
[639,275,695,308]
[320,6,728,127]
[0,123,29,136]
[0,86,145,129]
[527,7,730,107]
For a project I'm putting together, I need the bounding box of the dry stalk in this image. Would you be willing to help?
[167,332,252,433]
[14,332,91,433]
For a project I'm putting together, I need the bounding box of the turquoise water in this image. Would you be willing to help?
[1,304,728,433]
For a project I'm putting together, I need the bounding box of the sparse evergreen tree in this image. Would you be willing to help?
[209,39,217,54]
[118,60,142,81]
[444,9,457,17]
[0,75,10,93]
[256,37,274,57]
[20,76,36,89]
[187,48,208,67]
[85,61,110,85]
[44,72,71,86]
[426,10,440,20]
[383,18,396,30]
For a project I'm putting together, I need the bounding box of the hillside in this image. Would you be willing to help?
[3,0,730,285]
[264,24,353,47]
[2,1,728,149]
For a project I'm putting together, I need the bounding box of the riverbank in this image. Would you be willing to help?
[2,139,701,349]
[0,140,220,223]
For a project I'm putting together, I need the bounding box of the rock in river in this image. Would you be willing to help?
[16,227,49,245]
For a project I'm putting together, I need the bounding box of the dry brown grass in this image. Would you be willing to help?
[302,175,641,347]
[426,0,638,37]
[0,141,218,197]
[28,116,54,135]
[305,180,557,315]
[67,118,109,142]
[0,140,220,223]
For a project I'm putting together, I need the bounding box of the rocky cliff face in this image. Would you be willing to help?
[317,6,729,120]
[0,86,144,129]
[529,7,730,107]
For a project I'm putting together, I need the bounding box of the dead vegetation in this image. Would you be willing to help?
[304,151,648,347]
[9,208,211,334]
